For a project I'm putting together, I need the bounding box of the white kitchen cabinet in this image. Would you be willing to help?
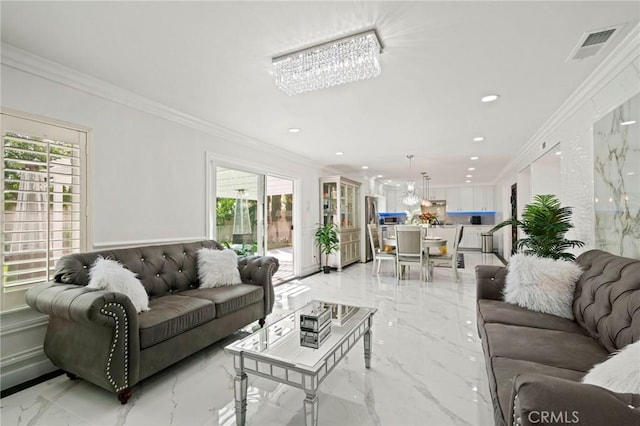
[385,188,400,212]
[473,187,495,211]
[460,225,494,249]
[429,187,447,201]
[447,186,495,212]
[446,186,474,212]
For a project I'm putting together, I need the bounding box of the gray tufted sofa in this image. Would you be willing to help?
[476,249,640,426]
[25,240,279,403]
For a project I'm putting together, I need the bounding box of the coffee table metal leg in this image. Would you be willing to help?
[234,371,248,426]
[364,317,372,369]
[304,393,319,426]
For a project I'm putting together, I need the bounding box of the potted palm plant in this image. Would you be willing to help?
[491,194,584,260]
[314,222,340,273]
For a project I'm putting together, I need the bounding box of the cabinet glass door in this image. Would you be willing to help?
[344,183,356,229]
[340,183,348,228]
[322,182,337,226]
[352,185,359,228]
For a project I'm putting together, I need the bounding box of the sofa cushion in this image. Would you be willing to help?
[178,284,264,318]
[504,254,582,320]
[197,248,242,287]
[138,295,216,349]
[582,340,640,393]
[87,257,150,313]
[478,299,587,335]
[490,357,585,424]
[573,250,640,352]
[484,323,610,372]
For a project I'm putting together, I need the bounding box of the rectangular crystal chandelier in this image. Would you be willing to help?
[272,29,383,96]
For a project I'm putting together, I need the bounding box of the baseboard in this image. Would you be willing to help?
[1,359,60,396]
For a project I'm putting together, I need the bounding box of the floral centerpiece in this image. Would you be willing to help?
[420,212,438,225]
[406,209,439,225]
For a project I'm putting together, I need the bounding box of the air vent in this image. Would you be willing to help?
[582,29,615,47]
[567,24,623,61]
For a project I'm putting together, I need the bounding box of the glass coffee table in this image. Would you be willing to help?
[225,301,376,426]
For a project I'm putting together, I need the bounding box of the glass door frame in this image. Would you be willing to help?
[205,153,298,280]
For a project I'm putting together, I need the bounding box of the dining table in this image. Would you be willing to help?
[382,235,447,282]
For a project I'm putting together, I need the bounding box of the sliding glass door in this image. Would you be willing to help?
[215,167,261,253]
[214,166,294,284]
[265,176,293,282]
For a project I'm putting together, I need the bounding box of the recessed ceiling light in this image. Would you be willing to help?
[555,151,562,155]
[468,167,475,171]
[288,128,300,133]
[386,180,392,183]
[395,184,401,187]
[466,174,473,178]
[628,172,636,175]
[470,156,479,160]
[620,120,637,126]
[362,166,369,169]
[473,137,485,142]
[377,174,383,178]
[481,94,499,103]
[465,180,472,183]
[336,152,344,156]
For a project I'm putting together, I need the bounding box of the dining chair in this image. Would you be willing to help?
[395,225,424,282]
[367,223,396,276]
[428,224,464,281]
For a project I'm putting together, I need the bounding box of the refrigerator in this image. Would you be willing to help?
[364,196,378,262]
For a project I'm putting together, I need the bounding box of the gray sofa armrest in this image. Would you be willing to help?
[25,282,140,394]
[475,265,507,301]
[511,373,640,426]
[237,255,279,316]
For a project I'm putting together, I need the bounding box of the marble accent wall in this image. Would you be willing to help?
[593,93,640,258]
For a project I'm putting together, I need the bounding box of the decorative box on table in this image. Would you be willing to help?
[300,303,332,349]
[300,320,332,349]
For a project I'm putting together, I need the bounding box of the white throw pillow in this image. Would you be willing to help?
[582,340,640,393]
[88,256,150,313]
[504,253,582,320]
[197,248,242,288]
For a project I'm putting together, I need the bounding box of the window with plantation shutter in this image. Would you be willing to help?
[1,112,87,312]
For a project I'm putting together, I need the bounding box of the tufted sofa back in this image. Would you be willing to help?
[54,240,224,299]
[573,249,640,353]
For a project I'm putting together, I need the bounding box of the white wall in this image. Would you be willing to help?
[531,143,562,197]
[0,47,326,389]
[494,25,640,258]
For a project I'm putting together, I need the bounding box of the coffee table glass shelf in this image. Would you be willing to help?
[225,301,376,426]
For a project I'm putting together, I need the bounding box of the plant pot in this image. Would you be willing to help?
[322,266,331,274]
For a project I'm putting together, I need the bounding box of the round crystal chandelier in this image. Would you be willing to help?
[401,155,420,206]
[420,172,432,208]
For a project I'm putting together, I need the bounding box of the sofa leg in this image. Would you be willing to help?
[117,387,133,404]
[66,372,78,380]
[259,318,266,328]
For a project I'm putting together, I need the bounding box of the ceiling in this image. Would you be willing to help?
[2,1,639,188]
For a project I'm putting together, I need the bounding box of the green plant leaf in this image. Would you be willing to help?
[314,222,340,266]
[493,194,584,260]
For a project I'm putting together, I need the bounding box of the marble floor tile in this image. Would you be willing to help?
[1,251,503,426]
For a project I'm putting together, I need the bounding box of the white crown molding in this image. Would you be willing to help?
[494,22,640,184]
[92,236,208,250]
[0,43,319,167]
